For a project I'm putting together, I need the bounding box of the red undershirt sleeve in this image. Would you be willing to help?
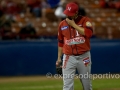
[84,27,93,38]
[58,24,64,47]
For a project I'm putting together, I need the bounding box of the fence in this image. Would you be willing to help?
[0,39,120,76]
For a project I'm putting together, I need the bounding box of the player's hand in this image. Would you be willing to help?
[56,59,62,67]
[56,59,62,75]
[66,18,76,27]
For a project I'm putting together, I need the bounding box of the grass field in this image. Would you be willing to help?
[0,75,120,90]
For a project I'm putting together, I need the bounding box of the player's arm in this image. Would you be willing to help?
[66,18,93,38]
[56,24,64,66]
[56,41,63,65]
[57,46,63,60]
[72,23,85,35]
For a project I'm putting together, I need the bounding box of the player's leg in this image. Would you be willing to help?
[62,54,77,90]
[76,51,92,90]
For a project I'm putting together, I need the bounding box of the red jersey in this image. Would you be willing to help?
[58,16,93,55]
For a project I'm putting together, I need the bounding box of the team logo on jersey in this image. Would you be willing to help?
[65,37,85,45]
[83,57,90,67]
[61,26,68,30]
[86,21,92,27]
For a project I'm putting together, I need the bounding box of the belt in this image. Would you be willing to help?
[73,54,82,56]
[73,51,89,56]
[65,51,88,56]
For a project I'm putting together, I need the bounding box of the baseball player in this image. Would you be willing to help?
[56,2,93,90]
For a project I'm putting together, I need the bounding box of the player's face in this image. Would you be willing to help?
[67,12,78,20]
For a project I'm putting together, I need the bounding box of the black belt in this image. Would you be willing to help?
[65,52,86,56]
[73,54,82,56]
[73,51,89,56]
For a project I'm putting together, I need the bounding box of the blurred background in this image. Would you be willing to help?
[0,0,120,76]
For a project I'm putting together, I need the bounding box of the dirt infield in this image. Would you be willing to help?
[0,75,56,83]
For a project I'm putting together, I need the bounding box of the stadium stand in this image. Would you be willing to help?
[0,0,120,40]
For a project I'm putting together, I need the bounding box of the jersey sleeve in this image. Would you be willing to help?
[83,18,93,38]
[58,23,64,47]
